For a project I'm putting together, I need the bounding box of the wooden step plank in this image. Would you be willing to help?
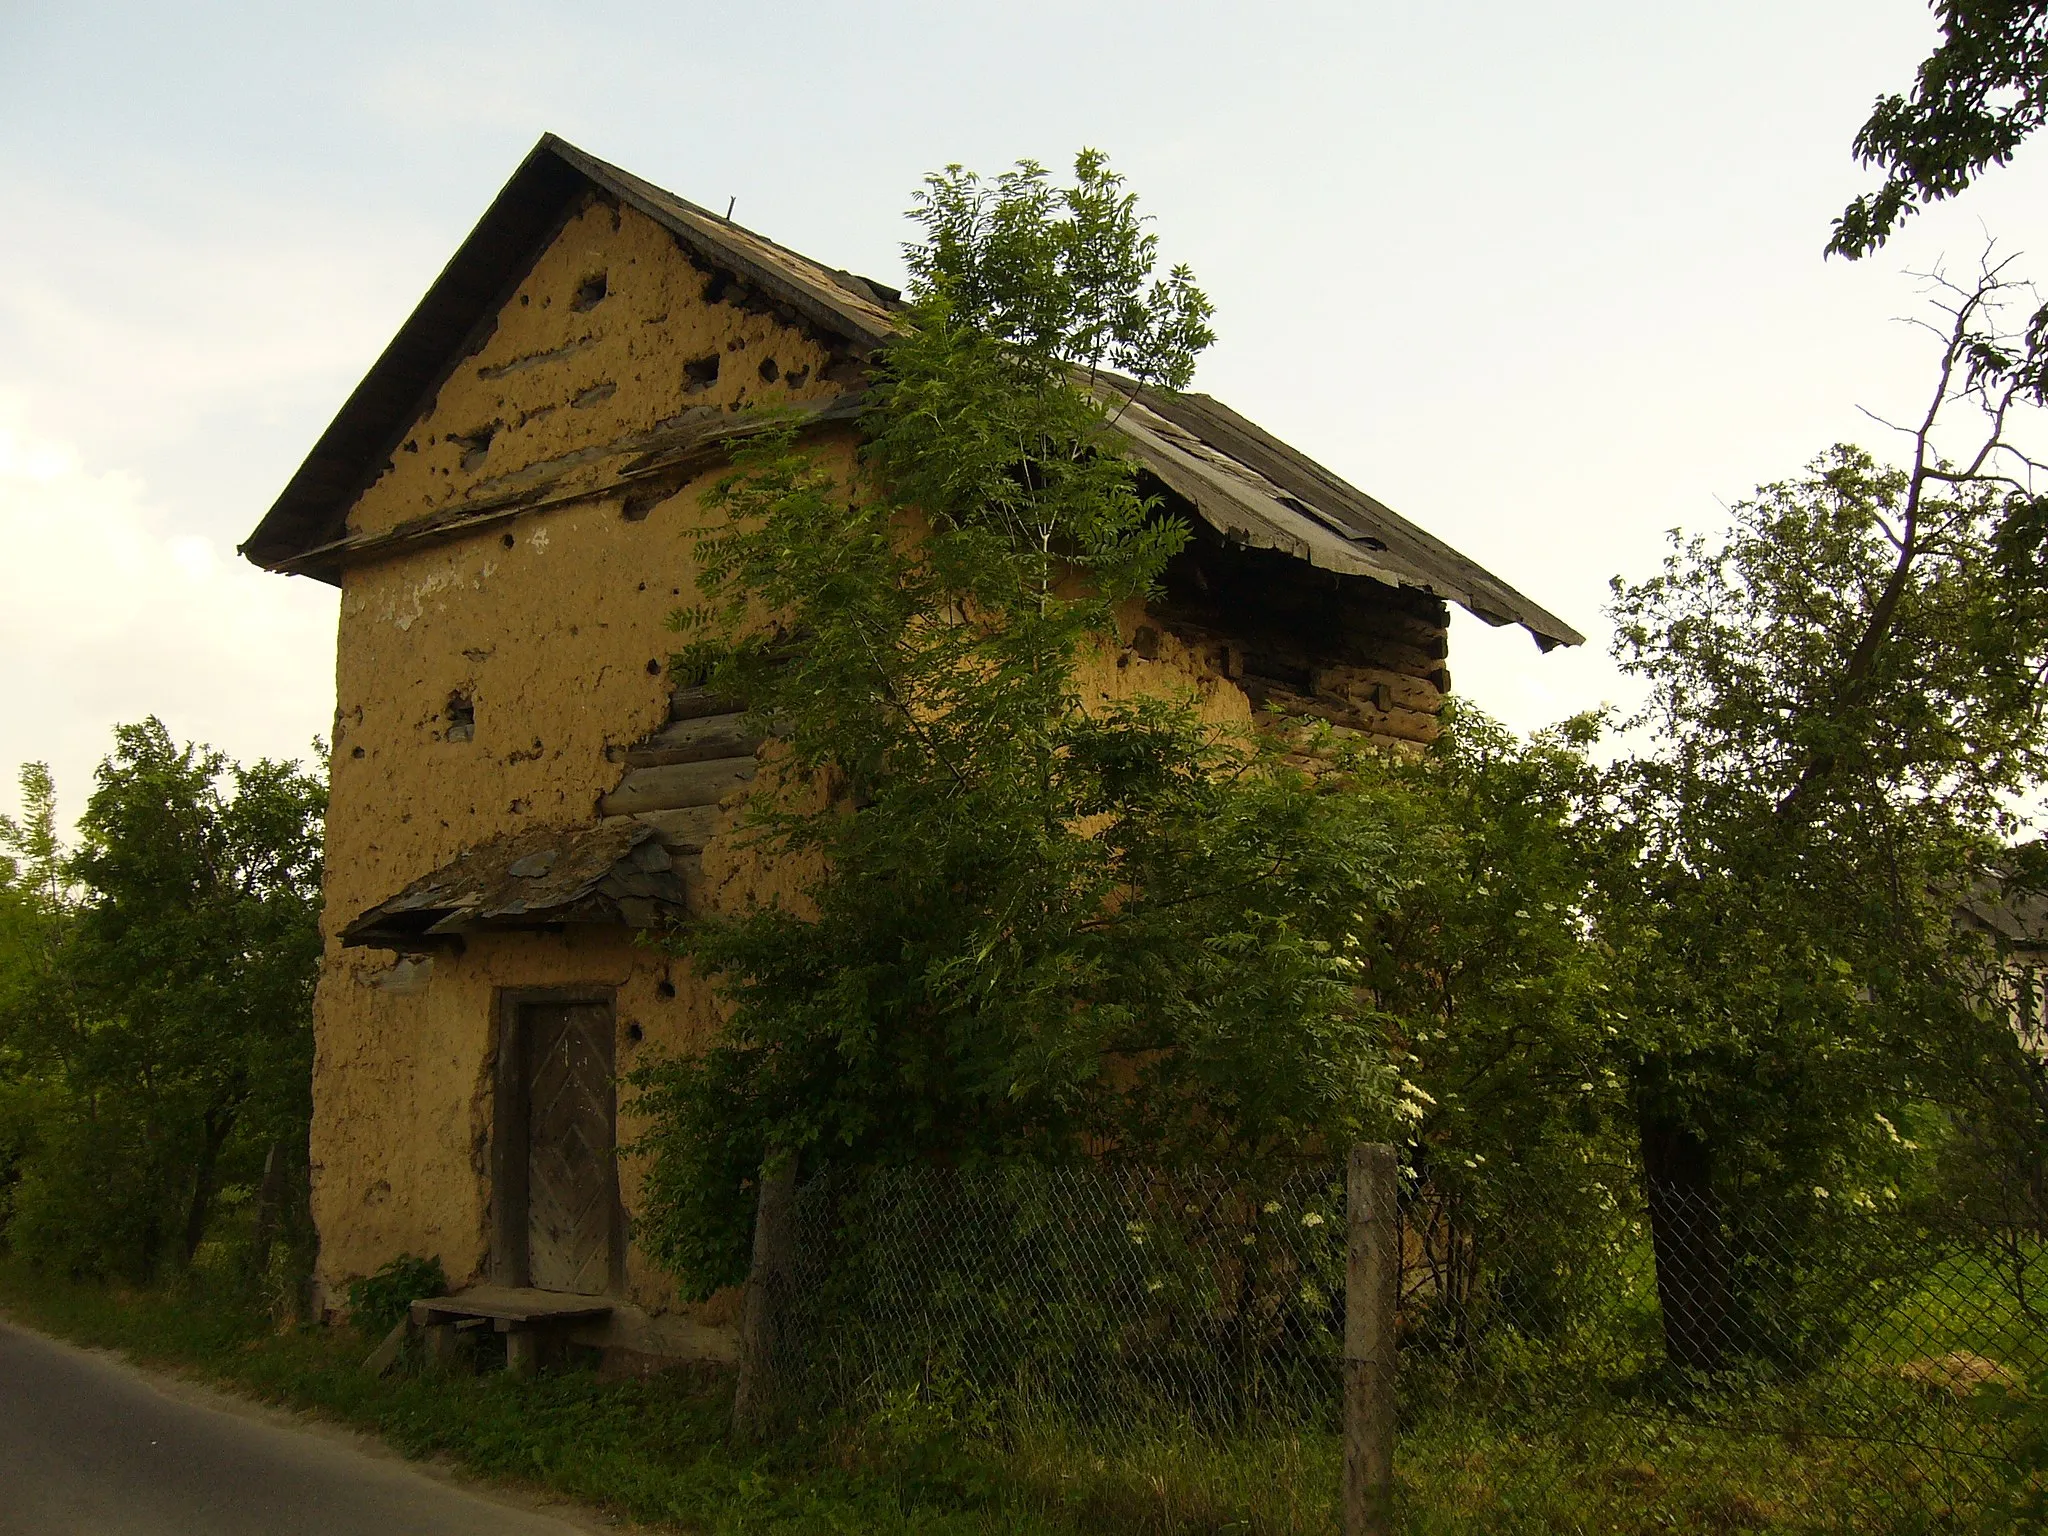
[599,757,758,816]
[361,1318,411,1375]
[626,713,761,769]
[667,686,743,723]
[411,1285,614,1325]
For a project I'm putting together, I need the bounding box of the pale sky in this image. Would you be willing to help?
[6,1,2048,829]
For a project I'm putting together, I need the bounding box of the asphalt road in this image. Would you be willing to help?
[0,1317,605,1535]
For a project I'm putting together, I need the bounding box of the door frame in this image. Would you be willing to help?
[490,985,624,1293]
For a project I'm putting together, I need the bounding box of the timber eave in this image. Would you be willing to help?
[265,393,868,582]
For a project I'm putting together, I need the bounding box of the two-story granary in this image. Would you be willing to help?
[240,134,1580,1367]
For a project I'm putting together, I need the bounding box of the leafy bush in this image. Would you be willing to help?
[345,1253,446,1337]
[0,737,323,1282]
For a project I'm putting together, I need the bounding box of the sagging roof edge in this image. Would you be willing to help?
[241,133,1582,650]
[1101,383,1582,650]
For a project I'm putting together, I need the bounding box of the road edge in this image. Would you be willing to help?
[0,1306,635,1534]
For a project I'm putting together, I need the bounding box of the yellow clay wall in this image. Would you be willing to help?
[314,197,851,1316]
[346,195,843,541]
[308,188,1437,1326]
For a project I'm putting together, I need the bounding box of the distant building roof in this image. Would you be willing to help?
[1959,863,2048,954]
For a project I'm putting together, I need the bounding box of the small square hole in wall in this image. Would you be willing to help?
[453,426,495,472]
[445,692,475,743]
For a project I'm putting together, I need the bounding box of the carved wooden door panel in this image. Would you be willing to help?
[521,1001,615,1294]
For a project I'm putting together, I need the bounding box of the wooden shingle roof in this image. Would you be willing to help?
[241,134,1581,650]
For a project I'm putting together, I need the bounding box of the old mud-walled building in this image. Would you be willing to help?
[241,134,1580,1366]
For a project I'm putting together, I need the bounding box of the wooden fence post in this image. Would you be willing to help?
[731,1156,799,1441]
[1345,1142,1400,1536]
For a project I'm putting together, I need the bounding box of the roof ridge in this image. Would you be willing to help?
[240,134,1580,650]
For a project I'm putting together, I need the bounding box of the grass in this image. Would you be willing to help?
[0,1258,1345,1534]
[0,1257,2033,1534]
[1876,1244,2047,1370]
[1396,1401,1992,1535]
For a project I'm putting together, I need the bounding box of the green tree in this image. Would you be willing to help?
[1333,709,1630,1339]
[1590,260,2048,1367]
[1833,1,2048,257]
[1363,262,2048,1374]
[0,763,78,1064]
[0,721,324,1281]
[0,763,76,1242]
[633,153,1407,1297]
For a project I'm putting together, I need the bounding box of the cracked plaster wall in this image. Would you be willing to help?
[314,198,855,1321]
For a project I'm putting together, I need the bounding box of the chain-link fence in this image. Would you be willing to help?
[788,1162,1347,1432]
[1393,1177,2044,1532]
[773,1157,2046,1533]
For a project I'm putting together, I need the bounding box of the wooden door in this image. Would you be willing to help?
[518,999,616,1294]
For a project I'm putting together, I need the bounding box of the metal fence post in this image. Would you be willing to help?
[1346,1142,1399,1536]
[732,1155,798,1441]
